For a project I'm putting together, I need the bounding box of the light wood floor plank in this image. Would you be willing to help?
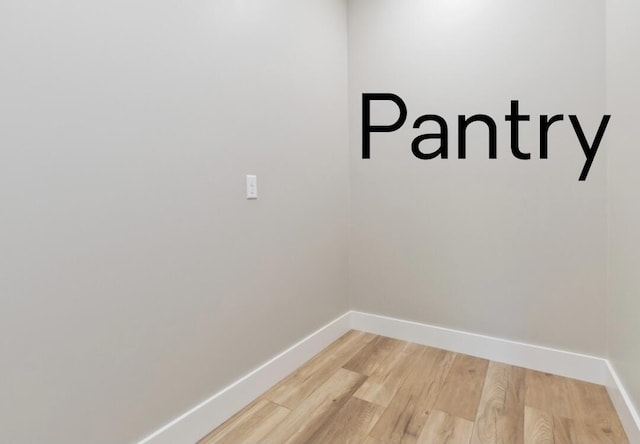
[552,415,575,444]
[416,410,474,444]
[262,367,366,444]
[524,406,554,444]
[353,340,424,407]
[471,361,525,444]
[525,369,573,418]
[434,353,490,421]
[263,330,374,409]
[565,378,628,443]
[570,420,626,444]
[369,347,456,444]
[343,335,399,376]
[553,415,629,444]
[197,399,289,444]
[307,396,384,443]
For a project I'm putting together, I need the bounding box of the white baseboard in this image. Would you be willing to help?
[350,311,609,385]
[136,312,351,444]
[605,360,640,444]
[137,310,640,444]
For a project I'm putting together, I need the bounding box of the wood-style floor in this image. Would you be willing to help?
[198,330,628,444]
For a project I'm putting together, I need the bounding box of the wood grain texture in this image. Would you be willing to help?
[263,329,374,409]
[369,347,456,444]
[353,340,422,407]
[553,415,629,444]
[524,406,554,444]
[565,378,628,443]
[262,367,365,443]
[362,436,385,444]
[199,331,628,444]
[308,396,384,443]
[471,361,525,444]
[416,410,474,444]
[343,335,399,376]
[553,415,576,444]
[197,399,289,444]
[434,354,490,421]
[525,369,573,418]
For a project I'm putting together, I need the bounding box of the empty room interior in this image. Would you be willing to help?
[2,0,640,443]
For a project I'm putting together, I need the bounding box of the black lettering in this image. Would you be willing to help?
[539,114,564,159]
[569,115,611,181]
[362,93,408,159]
[505,100,531,159]
[458,114,497,159]
[412,114,448,159]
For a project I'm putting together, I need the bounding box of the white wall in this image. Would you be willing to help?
[4,1,639,442]
[348,0,608,355]
[0,1,349,443]
[606,0,640,418]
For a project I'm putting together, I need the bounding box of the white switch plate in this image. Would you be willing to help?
[246,175,257,199]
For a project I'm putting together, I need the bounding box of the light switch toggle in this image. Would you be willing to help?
[246,175,257,199]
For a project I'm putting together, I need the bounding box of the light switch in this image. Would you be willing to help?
[246,175,257,199]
